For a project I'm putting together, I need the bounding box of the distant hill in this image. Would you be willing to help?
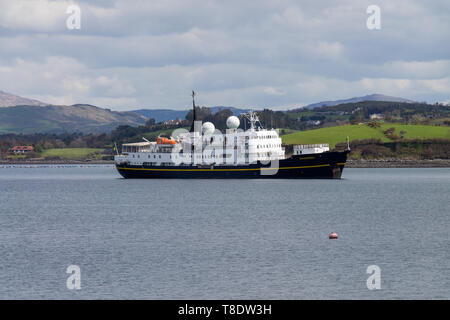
[0,104,146,134]
[0,91,49,107]
[133,109,189,122]
[0,90,426,134]
[133,106,250,122]
[305,94,415,109]
[209,106,251,116]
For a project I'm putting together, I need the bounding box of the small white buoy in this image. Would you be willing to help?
[329,232,338,239]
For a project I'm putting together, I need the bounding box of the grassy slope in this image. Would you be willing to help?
[282,125,388,147]
[379,124,450,139]
[40,148,103,159]
[282,124,450,148]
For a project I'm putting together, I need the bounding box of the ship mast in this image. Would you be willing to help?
[189,90,198,132]
[244,111,262,131]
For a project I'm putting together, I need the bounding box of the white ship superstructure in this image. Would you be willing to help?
[293,144,330,155]
[115,111,286,167]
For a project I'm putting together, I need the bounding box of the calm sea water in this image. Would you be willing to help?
[0,165,448,299]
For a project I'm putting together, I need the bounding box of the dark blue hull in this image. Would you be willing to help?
[115,151,349,179]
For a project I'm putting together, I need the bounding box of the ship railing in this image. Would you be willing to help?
[294,144,329,149]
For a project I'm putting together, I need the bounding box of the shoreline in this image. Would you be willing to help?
[0,160,115,165]
[346,159,450,168]
[1,159,449,168]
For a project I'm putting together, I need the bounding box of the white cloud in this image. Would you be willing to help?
[0,0,119,33]
[264,87,286,96]
[0,0,67,32]
[418,78,450,94]
[380,60,450,79]
[89,96,139,108]
[358,77,450,97]
[0,0,448,109]
[0,56,138,107]
[360,78,411,91]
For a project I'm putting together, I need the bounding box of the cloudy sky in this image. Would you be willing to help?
[0,0,449,110]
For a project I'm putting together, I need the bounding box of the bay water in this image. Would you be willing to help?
[0,166,448,299]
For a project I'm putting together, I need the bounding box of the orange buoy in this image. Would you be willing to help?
[329,232,338,239]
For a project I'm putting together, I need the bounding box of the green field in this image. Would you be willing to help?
[282,124,450,148]
[379,124,450,140]
[40,148,103,159]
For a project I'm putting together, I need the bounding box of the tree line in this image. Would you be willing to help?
[1,101,449,159]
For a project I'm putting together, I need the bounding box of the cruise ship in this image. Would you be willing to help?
[114,93,349,179]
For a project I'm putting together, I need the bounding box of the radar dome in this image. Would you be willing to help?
[226,116,240,129]
[202,122,215,135]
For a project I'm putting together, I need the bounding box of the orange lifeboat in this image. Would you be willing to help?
[156,137,177,145]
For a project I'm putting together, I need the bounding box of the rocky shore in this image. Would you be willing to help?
[0,160,115,165]
[346,159,450,168]
[1,159,449,168]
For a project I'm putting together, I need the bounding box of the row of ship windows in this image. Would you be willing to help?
[131,152,277,159]
[133,154,161,158]
[203,135,278,141]
[143,143,282,154]
[132,154,235,159]
[250,135,277,139]
[257,144,281,148]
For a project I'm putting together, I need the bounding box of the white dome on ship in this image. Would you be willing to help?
[226,116,240,129]
[202,122,215,135]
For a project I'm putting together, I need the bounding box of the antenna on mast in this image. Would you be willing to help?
[190,90,198,132]
[244,111,262,131]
